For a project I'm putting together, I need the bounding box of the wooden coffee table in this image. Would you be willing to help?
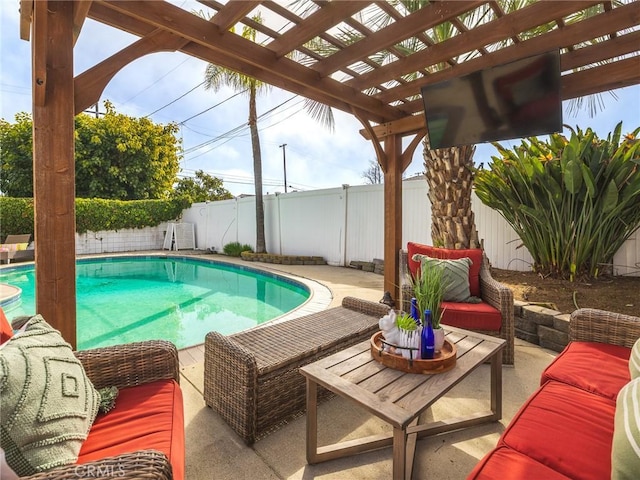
[299,326,505,480]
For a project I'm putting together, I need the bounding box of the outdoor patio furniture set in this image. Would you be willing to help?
[3,243,637,478]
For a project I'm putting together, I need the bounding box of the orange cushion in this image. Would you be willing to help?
[407,243,483,296]
[467,445,572,480]
[77,379,184,480]
[499,380,615,480]
[440,301,502,331]
[0,307,13,344]
[540,341,631,401]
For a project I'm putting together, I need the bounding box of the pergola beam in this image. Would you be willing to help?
[268,1,370,58]
[351,1,600,91]
[377,0,640,110]
[313,0,483,77]
[94,0,403,122]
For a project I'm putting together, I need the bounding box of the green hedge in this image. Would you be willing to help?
[0,197,190,239]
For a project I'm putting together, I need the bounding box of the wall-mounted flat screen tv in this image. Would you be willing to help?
[421,50,562,149]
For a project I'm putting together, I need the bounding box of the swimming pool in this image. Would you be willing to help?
[0,256,310,350]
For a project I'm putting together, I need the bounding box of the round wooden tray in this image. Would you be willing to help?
[370,331,457,374]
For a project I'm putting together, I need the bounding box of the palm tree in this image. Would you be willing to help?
[203,14,269,253]
[203,11,335,254]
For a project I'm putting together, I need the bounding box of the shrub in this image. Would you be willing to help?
[223,242,254,257]
[474,122,640,280]
[0,197,189,238]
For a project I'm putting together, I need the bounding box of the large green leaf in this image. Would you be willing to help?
[602,180,619,213]
[563,158,583,194]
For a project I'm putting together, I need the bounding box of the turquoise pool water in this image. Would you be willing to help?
[0,256,310,350]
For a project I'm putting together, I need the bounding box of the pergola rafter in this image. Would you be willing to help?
[18,0,640,347]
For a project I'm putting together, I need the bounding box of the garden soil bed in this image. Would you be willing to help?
[491,268,639,317]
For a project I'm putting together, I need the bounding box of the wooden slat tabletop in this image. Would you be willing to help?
[300,327,505,429]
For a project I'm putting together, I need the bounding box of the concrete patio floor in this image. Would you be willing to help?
[177,254,559,480]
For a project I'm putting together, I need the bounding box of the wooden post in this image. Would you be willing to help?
[32,1,77,348]
[383,134,403,303]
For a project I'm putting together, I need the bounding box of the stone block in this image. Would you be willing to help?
[515,316,538,334]
[515,329,539,345]
[361,263,375,272]
[538,325,569,349]
[553,314,571,334]
[522,305,560,327]
[540,338,567,353]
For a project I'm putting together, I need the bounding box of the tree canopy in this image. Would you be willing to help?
[172,170,233,203]
[1,102,183,200]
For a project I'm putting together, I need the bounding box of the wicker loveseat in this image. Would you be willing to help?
[400,244,514,364]
[1,310,184,480]
[204,296,390,444]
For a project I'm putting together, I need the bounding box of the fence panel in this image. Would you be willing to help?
[180,182,639,276]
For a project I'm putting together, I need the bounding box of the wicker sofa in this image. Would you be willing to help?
[2,312,184,480]
[204,296,390,444]
[468,308,640,479]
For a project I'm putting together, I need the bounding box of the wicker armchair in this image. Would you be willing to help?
[570,308,640,347]
[16,339,180,480]
[399,248,515,365]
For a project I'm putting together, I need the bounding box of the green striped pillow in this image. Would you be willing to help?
[630,337,640,380]
[414,255,476,303]
[611,377,640,480]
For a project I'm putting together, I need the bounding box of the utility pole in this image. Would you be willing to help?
[279,143,288,193]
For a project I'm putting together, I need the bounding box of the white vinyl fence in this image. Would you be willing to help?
[181,181,640,277]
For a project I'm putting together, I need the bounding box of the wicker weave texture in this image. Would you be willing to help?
[398,249,515,365]
[204,296,390,444]
[19,450,173,480]
[76,339,180,390]
[570,308,640,347]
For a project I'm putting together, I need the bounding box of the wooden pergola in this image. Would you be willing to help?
[20,0,640,348]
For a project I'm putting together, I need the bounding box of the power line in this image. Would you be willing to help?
[144,81,205,117]
[177,89,248,124]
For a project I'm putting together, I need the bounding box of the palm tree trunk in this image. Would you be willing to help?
[423,141,480,249]
[248,83,266,253]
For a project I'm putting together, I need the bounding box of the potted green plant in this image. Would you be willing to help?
[395,312,421,360]
[412,261,447,351]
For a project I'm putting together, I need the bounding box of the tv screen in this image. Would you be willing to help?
[421,50,562,149]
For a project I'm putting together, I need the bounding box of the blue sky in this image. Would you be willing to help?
[1,3,638,197]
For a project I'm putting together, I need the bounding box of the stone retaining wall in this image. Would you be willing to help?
[240,252,327,265]
[514,301,571,352]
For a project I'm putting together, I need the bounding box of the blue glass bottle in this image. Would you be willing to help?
[421,309,435,359]
[410,298,421,326]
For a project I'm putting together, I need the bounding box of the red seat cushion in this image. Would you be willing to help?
[541,341,631,401]
[441,301,502,331]
[0,307,13,344]
[407,243,483,296]
[499,380,615,480]
[78,379,184,480]
[467,445,572,480]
